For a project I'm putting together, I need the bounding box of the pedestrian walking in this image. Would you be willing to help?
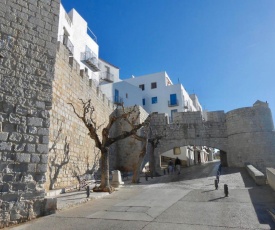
[168,159,173,174]
[175,157,181,175]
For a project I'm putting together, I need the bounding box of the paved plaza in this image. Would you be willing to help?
[8,161,275,230]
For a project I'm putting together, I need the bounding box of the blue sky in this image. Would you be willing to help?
[61,0,275,120]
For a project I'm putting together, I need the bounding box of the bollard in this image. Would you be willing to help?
[224,184,228,197]
[215,179,218,190]
[145,173,148,181]
[164,169,166,175]
[86,185,90,198]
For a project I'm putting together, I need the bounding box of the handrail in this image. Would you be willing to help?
[87,26,97,43]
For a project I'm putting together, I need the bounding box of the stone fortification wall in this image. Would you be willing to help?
[226,103,275,171]
[46,42,115,190]
[0,0,59,226]
[151,103,275,174]
[152,111,228,154]
[114,106,149,172]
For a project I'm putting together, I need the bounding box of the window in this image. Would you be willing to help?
[115,89,119,103]
[126,93,128,98]
[139,84,145,91]
[142,98,145,105]
[152,97,158,104]
[151,82,157,89]
[169,94,178,106]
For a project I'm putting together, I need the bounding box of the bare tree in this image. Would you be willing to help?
[68,99,150,193]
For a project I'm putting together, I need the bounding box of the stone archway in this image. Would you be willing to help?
[150,101,275,174]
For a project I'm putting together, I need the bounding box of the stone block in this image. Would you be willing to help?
[17,124,27,133]
[27,117,43,126]
[23,134,39,143]
[0,132,8,141]
[0,142,12,151]
[31,154,41,163]
[27,163,37,172]
[44,198,57,215]
[15,105,28,115]
[42,135,49,144]
[41,110,50,118]
[16,153,31,163]
[9,132,23,142]
[37,127,49,135]
[26,144,36,153]
[111,170,124,188]
[246,164,266,185]
[37,144,48,154]
[3,174,13,182]
[37,164,47,173]
[0,183,10,192]
[36,101,46,109]
[28,126,38,134]
[14,143,26,152]
[266,168,275,191]
[0,112,8,122]
[40,154,48,164]
[9,113,21,124]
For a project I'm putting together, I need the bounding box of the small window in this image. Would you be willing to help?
[152,97,158,104]
[142,98,145,105]
[126,93,128,98]
[151,82,157,89]
[139,84,145,91]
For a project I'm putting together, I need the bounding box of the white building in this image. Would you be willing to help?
[58,5,101,85]
[57,5,212,168]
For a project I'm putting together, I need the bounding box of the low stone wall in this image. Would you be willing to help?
[266,168,275,191]
[246,164,266,185]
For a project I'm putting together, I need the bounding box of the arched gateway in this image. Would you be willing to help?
[150,101,275,174]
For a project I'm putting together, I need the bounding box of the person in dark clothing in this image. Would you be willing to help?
[175,157,181,175]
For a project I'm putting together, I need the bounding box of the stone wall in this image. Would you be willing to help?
[150,102,275,174]
[0,0,60,226]
[114,106,149,172]
[226,102,275,172]
[46,42,115,190]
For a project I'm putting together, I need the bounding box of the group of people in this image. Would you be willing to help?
[167,157,181,175]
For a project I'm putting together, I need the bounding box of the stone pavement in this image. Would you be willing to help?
[8,161,275,230]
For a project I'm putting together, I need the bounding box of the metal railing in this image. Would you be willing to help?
[100,71,114,82]
[168,99,179,107]
[81,51,100,72]
[87,26,97,43]
[60,35,74,55]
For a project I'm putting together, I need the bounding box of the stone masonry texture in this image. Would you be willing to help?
[1,0,275,228]
[0,0,60,227]
[46,42,115,190]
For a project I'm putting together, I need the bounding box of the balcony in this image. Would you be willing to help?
[60,35,74,55]
[168,99,179,107]
[81,51,100,72]
[100,72,114,83]
[114,96,123,105]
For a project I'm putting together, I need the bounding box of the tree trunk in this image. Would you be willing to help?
[148,142,156,177]
[132,144,146,183]
[94,147,114,193]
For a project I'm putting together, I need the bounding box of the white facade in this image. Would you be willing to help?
[98,59,120,85]
[57,5,212,168]
[123,71,202,120]
[100,81,142,107]
[58,5,101,84]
